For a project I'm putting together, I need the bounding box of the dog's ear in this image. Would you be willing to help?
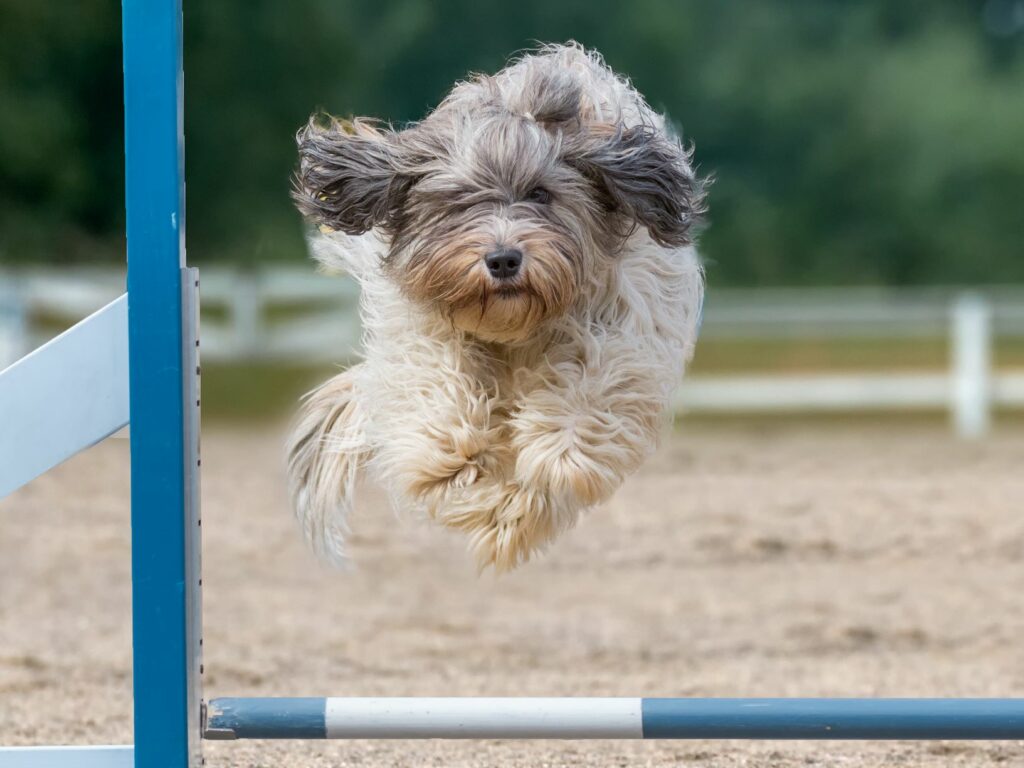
[293,116,416,235]
[569,123,706,247]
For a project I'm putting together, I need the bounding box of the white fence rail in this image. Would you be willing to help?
[3,268,1024,436]
[0,267,361,366]
[680,287,1024,437]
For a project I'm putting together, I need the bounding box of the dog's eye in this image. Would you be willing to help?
[524,187,552,205]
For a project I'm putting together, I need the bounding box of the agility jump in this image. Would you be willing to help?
[2,2,1024,766]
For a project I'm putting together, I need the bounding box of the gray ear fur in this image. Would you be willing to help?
[293,116,411,234]
[571,123,706,247]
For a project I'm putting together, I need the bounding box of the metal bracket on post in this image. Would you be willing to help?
[182,267,204,763]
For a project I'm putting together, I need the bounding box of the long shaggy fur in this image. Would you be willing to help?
[287,43,706,571]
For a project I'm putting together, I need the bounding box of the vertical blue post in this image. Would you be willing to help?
[123,2,200,767]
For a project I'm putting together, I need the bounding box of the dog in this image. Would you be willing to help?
[287,43,705,571]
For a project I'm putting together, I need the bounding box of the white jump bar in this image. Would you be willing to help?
[0,294,129,499]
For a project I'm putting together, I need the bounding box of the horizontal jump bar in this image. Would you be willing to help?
[203,698,1024,740]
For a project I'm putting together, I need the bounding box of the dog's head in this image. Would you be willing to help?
[294,46,704,342]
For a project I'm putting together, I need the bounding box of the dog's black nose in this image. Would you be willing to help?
[485,247,522,280]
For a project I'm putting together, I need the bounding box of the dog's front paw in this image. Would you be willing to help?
[512,420,621,508]
[431,481,581,572]
[426,480,543,572]
[395,422,507,503]
[454,482,554,572]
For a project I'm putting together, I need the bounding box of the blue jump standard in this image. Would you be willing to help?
[203,698,1024,740]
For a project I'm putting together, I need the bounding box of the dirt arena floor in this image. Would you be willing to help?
[3,420,1024,766]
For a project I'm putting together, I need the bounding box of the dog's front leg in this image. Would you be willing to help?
[447,329,677,572]
[370,351,509,516]
[511,330,672,510]
[374,371,554,572]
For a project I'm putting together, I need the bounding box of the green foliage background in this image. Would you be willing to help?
[1,1,1022,286]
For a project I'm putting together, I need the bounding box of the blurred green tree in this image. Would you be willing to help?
[0,0,1021,286]
[0,2,124,263]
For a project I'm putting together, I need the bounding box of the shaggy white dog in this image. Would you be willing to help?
[288,43,705,570]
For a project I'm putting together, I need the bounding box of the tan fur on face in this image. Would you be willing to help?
[394,213,579,342]
[288,43,706,570]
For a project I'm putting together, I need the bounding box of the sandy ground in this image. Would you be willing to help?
[3,420,1024,766]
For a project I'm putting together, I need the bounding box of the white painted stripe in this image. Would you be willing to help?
[324,697,643,739]
[0,745,134,768]
[0,294,129,499]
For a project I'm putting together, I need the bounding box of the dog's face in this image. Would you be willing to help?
[294,65,703,342]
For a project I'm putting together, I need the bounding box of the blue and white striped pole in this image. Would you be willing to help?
[205,698,1024,740]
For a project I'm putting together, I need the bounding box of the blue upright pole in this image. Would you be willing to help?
[123,2,201,767]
